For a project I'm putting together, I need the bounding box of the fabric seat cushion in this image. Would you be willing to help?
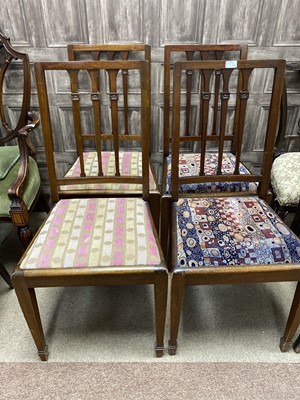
[61,151,158,193]
[271,152,300,206]
[166,152,257,194]
[20,197,161,270]
[0,146,20,179]
[0,156,41,217]
[176,196,300,269]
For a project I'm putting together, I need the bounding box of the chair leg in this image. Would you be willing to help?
[17,225,33,248]
[12,274,48,361]
[160,196,171,262]
[154,271,168,357]
[293,333,300,353]
[149,192,160,234]
[0,259,13,288]
[39,188,51,214]
[280,281,300,352]
[168,272,185,355]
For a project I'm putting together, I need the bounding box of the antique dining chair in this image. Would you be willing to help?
[0,32,49,250]
[12,59,168,361]
[51,43,160,231]
[167,59,300,355]
[271,62,300,235]
[160,44,249,258]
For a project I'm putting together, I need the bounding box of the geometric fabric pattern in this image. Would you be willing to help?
[271,152,300,206]
[166,152,257,194]
[61,151,158,192]
[176,196,300,269]
[20,197,161,269]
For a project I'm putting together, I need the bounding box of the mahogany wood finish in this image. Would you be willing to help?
[160,44,248,259]
[62,44,160,231]
[12,59,168,360]
[167,59,300,355]
[0,32,49,250]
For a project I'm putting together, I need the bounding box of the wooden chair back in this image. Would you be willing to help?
[34,60,151,203]
[163,44,248,158]
[0,32,32,144]
[170,59,286,203]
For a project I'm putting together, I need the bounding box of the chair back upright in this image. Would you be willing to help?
[34,59,151,203]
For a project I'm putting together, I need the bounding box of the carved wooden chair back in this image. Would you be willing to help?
[0,32,48,254]
[63,44,160,230]
[12,59,168,360]
[160,44,248,258]
[167,59,300,356]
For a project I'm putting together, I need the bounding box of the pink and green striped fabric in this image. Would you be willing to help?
[20,198,161,269]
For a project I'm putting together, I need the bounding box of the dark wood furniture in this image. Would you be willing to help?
[0,32,49,249]
[166,58,300,355]
[160,44,249,259]
[49,44,160,232]
[0,256,13,288]
[271,61,300,235]
[12,59,168,361]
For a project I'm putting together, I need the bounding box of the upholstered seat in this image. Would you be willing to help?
[271,152,300,206]
[62,151,157,193]
[165,152,257,195]
[176,196,300,269]
[21,197,161,270]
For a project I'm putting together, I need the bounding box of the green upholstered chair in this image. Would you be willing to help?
[0,33,49,258]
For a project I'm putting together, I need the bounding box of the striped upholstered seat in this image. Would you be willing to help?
[20,198,161,270]
[62,151,158,193]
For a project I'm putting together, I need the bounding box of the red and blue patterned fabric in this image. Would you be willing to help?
[166,152,257,194]
[176,196,300,269]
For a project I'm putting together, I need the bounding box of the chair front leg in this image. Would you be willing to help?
[12,273,48,361]
[154,270,168,357]
[280,281,300,352]
[168,272,185,355]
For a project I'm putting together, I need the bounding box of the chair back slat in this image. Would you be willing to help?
[217,68,233,174]
[170,59,286,202]
[34,60,150,202]
[87,69,103,176]
[163,44,248,158]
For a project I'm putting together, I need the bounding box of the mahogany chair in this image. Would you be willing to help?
[160,44,249,258]
[0,32,49,250]
[167,59,300,355]
[55,43,160,231]
[0,256,13,288]
[271,62,300,235]
[12,59,168,361]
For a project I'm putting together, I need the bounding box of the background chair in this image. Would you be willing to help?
[12,59,168,361]
[49,43,160,231]
[0,32,49,249]
[271,62,300,236]
[167,59,300,355]
[160,44,249,258]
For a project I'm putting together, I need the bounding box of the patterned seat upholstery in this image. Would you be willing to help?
[271,152,300,206]
[62,151,157,193]
[176,196,300,269]
[166,152,257,195]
